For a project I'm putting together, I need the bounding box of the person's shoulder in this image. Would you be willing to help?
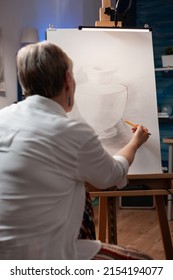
[0,102,18,115]
[69,116,95,132]
[66,117,97,144]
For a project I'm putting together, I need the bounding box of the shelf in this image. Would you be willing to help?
[158,116,173,123]
[155,67,173,72]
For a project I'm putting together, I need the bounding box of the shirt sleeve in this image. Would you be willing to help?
[77,133,129,189]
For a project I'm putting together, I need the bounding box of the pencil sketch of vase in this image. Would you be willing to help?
[73,65,131,155]
[0,28,6,93]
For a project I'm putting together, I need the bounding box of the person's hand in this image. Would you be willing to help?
[130,125,150,148]
[116,124,150,165]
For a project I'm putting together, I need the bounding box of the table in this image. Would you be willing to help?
[87,173,173,260]
[163,138,173,220]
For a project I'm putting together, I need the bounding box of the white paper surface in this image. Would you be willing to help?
[47,28,162,174]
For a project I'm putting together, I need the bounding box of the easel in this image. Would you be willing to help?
[95,0,122,27]
[87,173,173,260]
[163,138,173,220]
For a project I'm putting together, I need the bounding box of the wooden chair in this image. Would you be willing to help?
[87,173,173,260]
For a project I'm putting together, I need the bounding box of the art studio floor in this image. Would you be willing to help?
[93,200,173,260]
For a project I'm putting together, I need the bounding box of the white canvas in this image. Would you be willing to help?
[47,28,162,174]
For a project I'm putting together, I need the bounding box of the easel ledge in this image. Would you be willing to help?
[78,26,152,31]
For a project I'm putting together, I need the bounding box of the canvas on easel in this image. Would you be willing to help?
[47,28,162,175]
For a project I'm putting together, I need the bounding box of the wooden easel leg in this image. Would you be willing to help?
[98,197,107,242]
[155,195,173,259]
[107,197,117,244]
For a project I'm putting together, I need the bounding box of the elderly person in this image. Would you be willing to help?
[0,41,151,259]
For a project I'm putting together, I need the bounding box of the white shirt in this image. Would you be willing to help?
[0,95,129,259]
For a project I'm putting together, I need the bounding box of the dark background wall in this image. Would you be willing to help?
[136,0,173,165]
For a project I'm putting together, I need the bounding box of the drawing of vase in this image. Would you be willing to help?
[74,66,128,142]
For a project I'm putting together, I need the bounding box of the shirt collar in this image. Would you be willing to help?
[24,95,67,116]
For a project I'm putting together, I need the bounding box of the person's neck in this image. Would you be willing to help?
[51,90,67,112]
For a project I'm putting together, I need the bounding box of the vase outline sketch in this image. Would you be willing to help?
[69,65,132,155]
